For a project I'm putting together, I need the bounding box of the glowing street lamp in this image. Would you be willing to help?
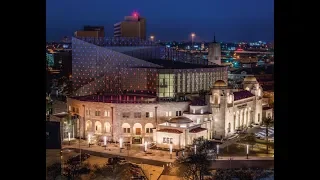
[169,144,173,159]
[68,132,71,145]
[150,35,154,42]
[246,144,249,159]
[104,136,107,150]
[217,144,219,159]
[119,138,123,153]
[191,33,196,47]
[88,134,91,147]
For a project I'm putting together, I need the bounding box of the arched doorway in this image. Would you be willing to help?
[95,121,102,134]
[133,123,142,144]
[121,123,131,143]
[86,120,93,132]
[104,122,111,133]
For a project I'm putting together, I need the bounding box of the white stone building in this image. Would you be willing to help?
[66,76,266,148]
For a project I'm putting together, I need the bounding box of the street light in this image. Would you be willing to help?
[68,132,71,145]
[194,145,197,154]
[150,35,154,42]
[119,138,123,153]
[246,144,249,159]
[169,144,173,159]
[191,33,196,48]
[104,136,107,150]
[88,134,91,147]
[217,144,219,159]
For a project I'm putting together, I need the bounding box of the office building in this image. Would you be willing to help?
[74,26,105,38]
[114,14,146,40]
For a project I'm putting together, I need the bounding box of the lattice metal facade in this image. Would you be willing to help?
[72,37,228,98]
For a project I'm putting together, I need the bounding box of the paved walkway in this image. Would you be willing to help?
[63,141,273,165]
[140,164,164,180]
[64,141,176,163]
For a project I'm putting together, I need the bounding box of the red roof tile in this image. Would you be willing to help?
[189,127,207,133]
[263,107,273,110]
[157,129,183,134]
[233,90,255,101]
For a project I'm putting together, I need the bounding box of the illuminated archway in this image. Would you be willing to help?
[94,121,102,134]
[104,122,111,133]
[86,120,93,131]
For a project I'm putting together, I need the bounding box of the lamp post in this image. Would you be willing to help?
[217,144,219,159]
[145,141,148,152]
[119,138,123,153]
[68,132,71,145]
[169,144,173,159]
[88,134,91,148]
[194,145,197,154]
[191,33,196,48]
[150,35,154,42]
[104,136,107,150]
[246,144,249,159]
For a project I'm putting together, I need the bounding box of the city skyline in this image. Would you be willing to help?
[46,0,274,42]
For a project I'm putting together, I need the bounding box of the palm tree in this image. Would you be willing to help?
[262,116,274,154]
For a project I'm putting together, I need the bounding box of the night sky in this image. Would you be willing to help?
[46,0,274,42]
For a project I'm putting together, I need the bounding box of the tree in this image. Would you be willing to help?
[262,116,274,154]
[63,159,91,180]
[89,162,132,180]
[176,138,212,180]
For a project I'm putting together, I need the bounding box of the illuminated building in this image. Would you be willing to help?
[208,35,221,65]
[74,26,105,38]
[71,37,228,98]
[46,52,54,67]
[67,77,266,147]
[67,37,268,146]
[114,13,146,40]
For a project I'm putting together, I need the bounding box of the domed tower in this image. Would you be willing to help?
[210,80,232,138]
[243,76,263,97]
[242,76,263,125]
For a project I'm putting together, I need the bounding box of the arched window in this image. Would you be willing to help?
[86,120,92,131]
[104,122,111,133]
[95,121,102,134]
[214,94,219,104]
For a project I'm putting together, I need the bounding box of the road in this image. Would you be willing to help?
[67,148,273,169]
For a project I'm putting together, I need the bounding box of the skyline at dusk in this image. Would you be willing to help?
[46,0,274,42]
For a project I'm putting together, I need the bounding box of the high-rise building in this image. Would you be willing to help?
[74,26,105,38]
[208,35,221,65]
[114,13,146,40]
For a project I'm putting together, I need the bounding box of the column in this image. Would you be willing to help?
[238,113,240,129]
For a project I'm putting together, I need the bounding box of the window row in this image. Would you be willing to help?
[122,128,153,134]
[122,112,154,118]
[165,111,182,117]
